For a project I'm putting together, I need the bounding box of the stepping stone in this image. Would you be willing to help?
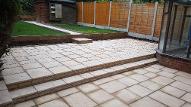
[72,38,93,44]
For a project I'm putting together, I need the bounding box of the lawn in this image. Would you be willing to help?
[12,21,67,36]
[52,23,116,34]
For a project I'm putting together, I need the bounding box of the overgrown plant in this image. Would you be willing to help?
[0,0,20,57]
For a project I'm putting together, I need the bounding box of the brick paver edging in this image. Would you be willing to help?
[10,32,128,46]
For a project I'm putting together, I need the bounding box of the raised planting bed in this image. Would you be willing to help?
[10,32,128,46]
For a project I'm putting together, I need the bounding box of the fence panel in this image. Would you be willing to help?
[129,4,155,35]
[110,2,129,28]
[77,2,83,22]
[154,5,163,37]
[95,2,110,26]
[76,1,164,40]
[83,2,94,24]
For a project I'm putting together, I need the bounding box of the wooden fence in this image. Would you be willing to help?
[77,1,164,39]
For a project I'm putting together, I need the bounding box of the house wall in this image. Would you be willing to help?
[35,0,76,23]
[156,51,191,73]
[35,0,49,23]
[62,3,77,23]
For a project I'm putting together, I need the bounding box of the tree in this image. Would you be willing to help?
[20,0,35,15]
[0,0,20,57]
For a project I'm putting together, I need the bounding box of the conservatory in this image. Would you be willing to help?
[157,0,191,72]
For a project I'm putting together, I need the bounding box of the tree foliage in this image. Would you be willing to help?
[20,0,35,15]
[0,0,20,57]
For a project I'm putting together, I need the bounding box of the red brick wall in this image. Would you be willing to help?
[19,15,36,21]
[35,0,49,23]
[156,52,191,73]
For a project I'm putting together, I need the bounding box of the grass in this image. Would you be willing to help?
[12,21,67,37]
[52,23,116,34]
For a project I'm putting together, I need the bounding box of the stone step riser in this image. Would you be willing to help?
[12,60,157,104]
[7,54,155,90]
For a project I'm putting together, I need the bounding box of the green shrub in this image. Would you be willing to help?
[0,0,20,57]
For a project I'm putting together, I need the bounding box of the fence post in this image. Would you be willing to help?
[127,0,132,32]
[82,1,84,23]
[108,1,112,27]
[94,1,96,25]
[151,2,158,37]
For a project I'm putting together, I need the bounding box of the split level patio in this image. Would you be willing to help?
[0,38,191,107]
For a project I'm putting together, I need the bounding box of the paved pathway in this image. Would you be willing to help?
[25,21,81,35]
[1,38,191,107]
[13,64,191,107]
[1,38,157,79]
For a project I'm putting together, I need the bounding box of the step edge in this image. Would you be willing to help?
[7,54,155,90]
[10,59,158,104]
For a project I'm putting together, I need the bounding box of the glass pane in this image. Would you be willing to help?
[159,1,170,51]
[165,5,191,59]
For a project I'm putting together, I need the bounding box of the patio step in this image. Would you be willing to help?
[9,58,157,104]
[72,38,93,44]
[5,54,155,91]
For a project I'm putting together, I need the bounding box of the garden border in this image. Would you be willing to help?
[10,32,128,46]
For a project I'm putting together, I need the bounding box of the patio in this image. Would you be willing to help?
[0,38,191,107]
[14,64,191,107]
[1,0,191,106]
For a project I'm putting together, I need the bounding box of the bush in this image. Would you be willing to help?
[0,0,20,57]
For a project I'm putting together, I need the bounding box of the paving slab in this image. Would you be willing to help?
[140,80,162,91]
[101,99,129,107]
[57,88,79,97]
[72,38,93,44]
[128,85,153,97]
[34,93,59,105]
[171,81,191,92]
[181,93,191,103]
[161,86,186,98]
[130,97,165,107]
[149,91,185,107]
[78,83,99,93]
[38,99,69,107]
[118,77,139,86]
[0,90,12,106]
[151,76,174,86]
[100,81,126,93]
[15,100,35,107]
[64,92,97,107]
[10,64,191,107]
[88,90,113,104]
[115,89,140,104]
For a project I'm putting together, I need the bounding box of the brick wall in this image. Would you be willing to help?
[35,0,49,23]
[156,52,191,73]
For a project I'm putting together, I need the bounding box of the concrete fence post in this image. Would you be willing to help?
[127,0,132,32]
[151,2,158,37]
[94,1,96,25]
[108,1,112,27]
[82,1,84,23]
